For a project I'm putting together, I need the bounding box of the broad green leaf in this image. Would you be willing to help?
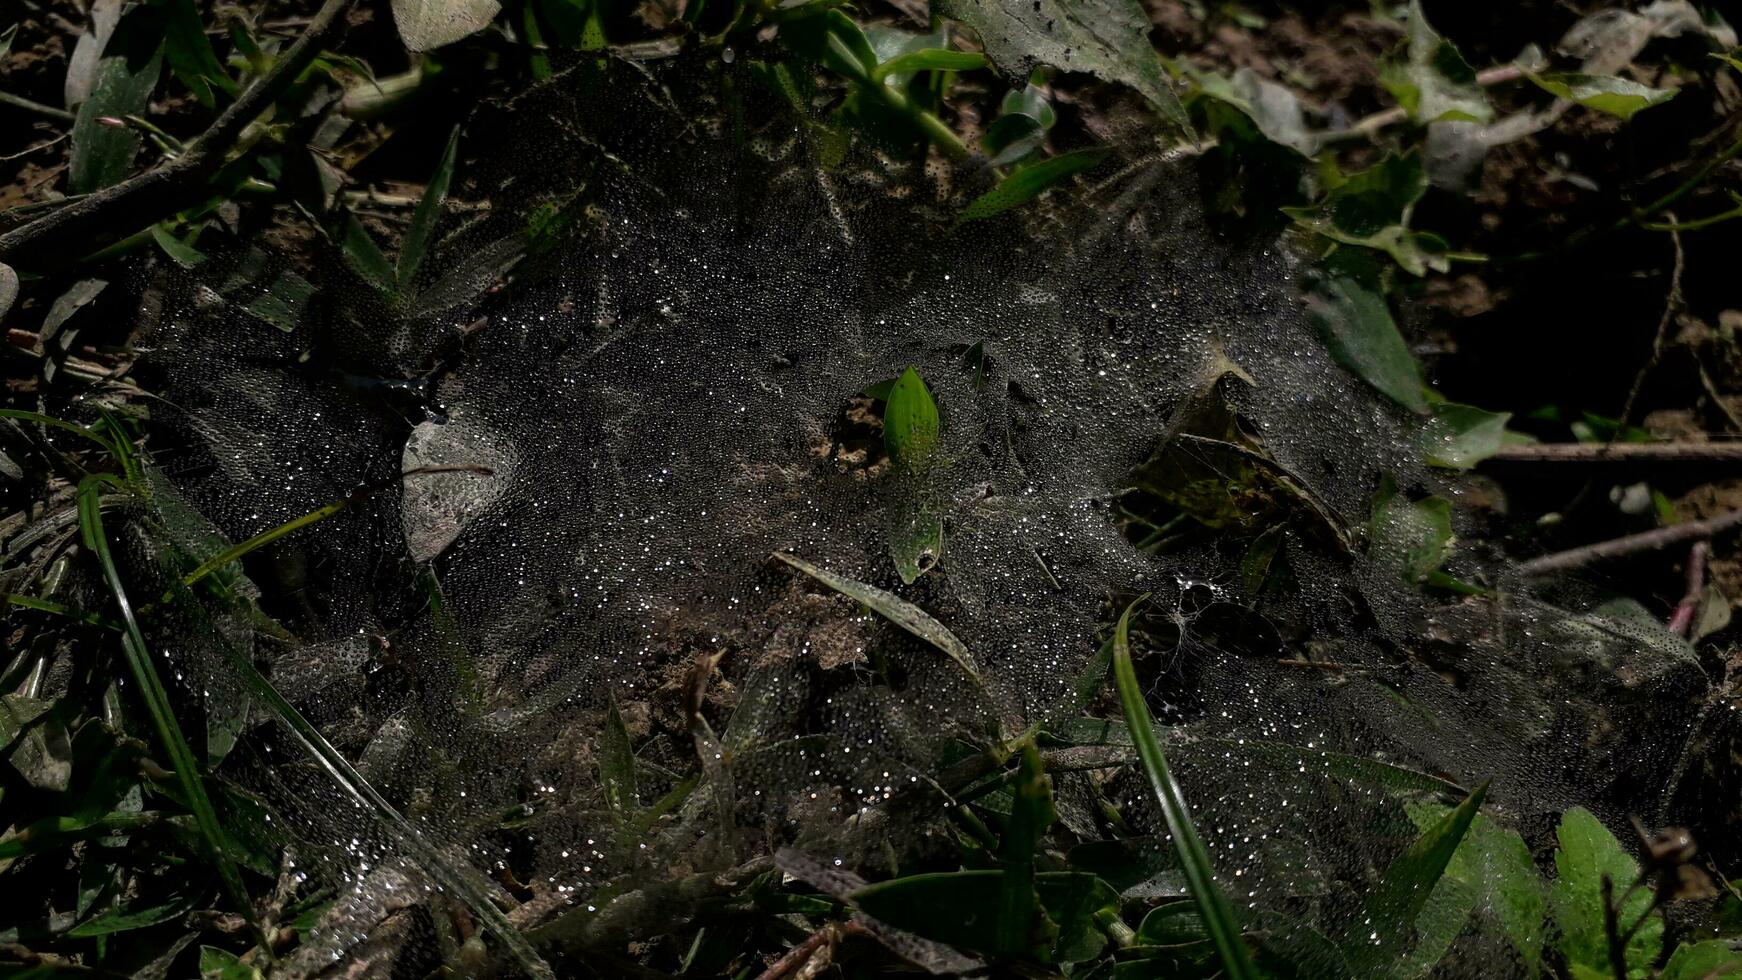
[1043,872,1121,963]
[1368,477,1454,585]
[68,23,164,194]
[1552,807,1661,979]
[1288,152,1447,275]
[959,147,1111,223]
[1380,0,1492,124]
[1306,275,1429,414]
[1190,67,1319,156]
[599,693,638,827]
[772,552,980,681]
[398,125,461,288]
[872,49,988,82]
[1137,900,1209,945]
[884,367,940,467]
[937,0,1189,129]
[1111,598,1259,980]
[1661,940,1742,979]
[1407,805,1547,976]
[890,507,943,584]
[152,0,236,107]
[1391,875,1476,978]
[220,249,315,332]
[1350,781,1487,974]
[1422,403,1512,469]
[391,0,501,51]
[1001,83,1057,130]
[1527,73,1677,119]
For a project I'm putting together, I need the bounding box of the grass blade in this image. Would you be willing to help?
[600,692,638,828]
[75,476,262,948]
[1353,779,1488,972]
[172,579,556,980]
[397,124,460,288]
[1110,595,1258,980]
[772,552,979,679]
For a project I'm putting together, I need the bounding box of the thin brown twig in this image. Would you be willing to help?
[1618,218,1685,428]
[1485,442,1742,464]
[1667,541,1709,637]
[1318,65,1526,144]
[0,0,356,267]
[754,923,849,980]
[1513,508,1742,578]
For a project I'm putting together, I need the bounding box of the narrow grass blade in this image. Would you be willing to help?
[397,124,460,288]
[3,591,121,630]
[773,552,979,679]
[1110,596,1258,980]
[174,585,556,980]
[177,498,351,592]
[600,693,638,828]
[1354,779,1488,971]
[0,408,125,459]
[75,476,262,946]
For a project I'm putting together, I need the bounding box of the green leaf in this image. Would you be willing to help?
[199,946,262,980]
[1137,900,1210,945]
[937,0,1189,129]
[152,0,236,107]
[781,10,880,85]
[1189,67,1319,156]
[68,25,164,194]
[398,125,461,289]
[772,552,981,682]
[1288,152,1447,275]
[1306,274,1429,414]
[1349,781,1488,974]
[1380,0,1492,124]
[341,213,396,296]
[599,693,638,828]
[69,891,201,937]
[1001,83,1057,130]
[884,366,940,467]
[1111,597,1259,980]
[150,224,208,269]
[1368,477,1454,585]
[1407,805,1546,976]
[872,49,988,82]
[1661,940,1742,980]
[1527,73,1678,120]
[849,869,1114,962]
[984,113,1048,167]
[890,507,944,584]
[1552,807,1661,979]
[958,147,1111,223]
[1422,403,1512,469]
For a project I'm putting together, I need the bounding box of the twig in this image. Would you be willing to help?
[1513,508,1742,578]
[0,0,356,268]
[0,131,70,162]
[1618,219,1685,428]
[1667,542,1709,637]
[754,923,846,980]
[1486,442,1742,464]
[1318,65,1525,144]
[0,89,75,121]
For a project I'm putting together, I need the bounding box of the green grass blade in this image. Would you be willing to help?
[0,408,125,459]
[1110,595,1258,980]
[1353,779,1488,972]
[772,552,978,679]
[397,124,461,288]
[600,693,639,828]
[74,476,262,947]
[169,576,555,979]
[3,591,121,630]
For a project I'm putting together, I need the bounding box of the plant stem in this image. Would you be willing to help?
[0,88,75,121]
[1512,507,1742,578]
